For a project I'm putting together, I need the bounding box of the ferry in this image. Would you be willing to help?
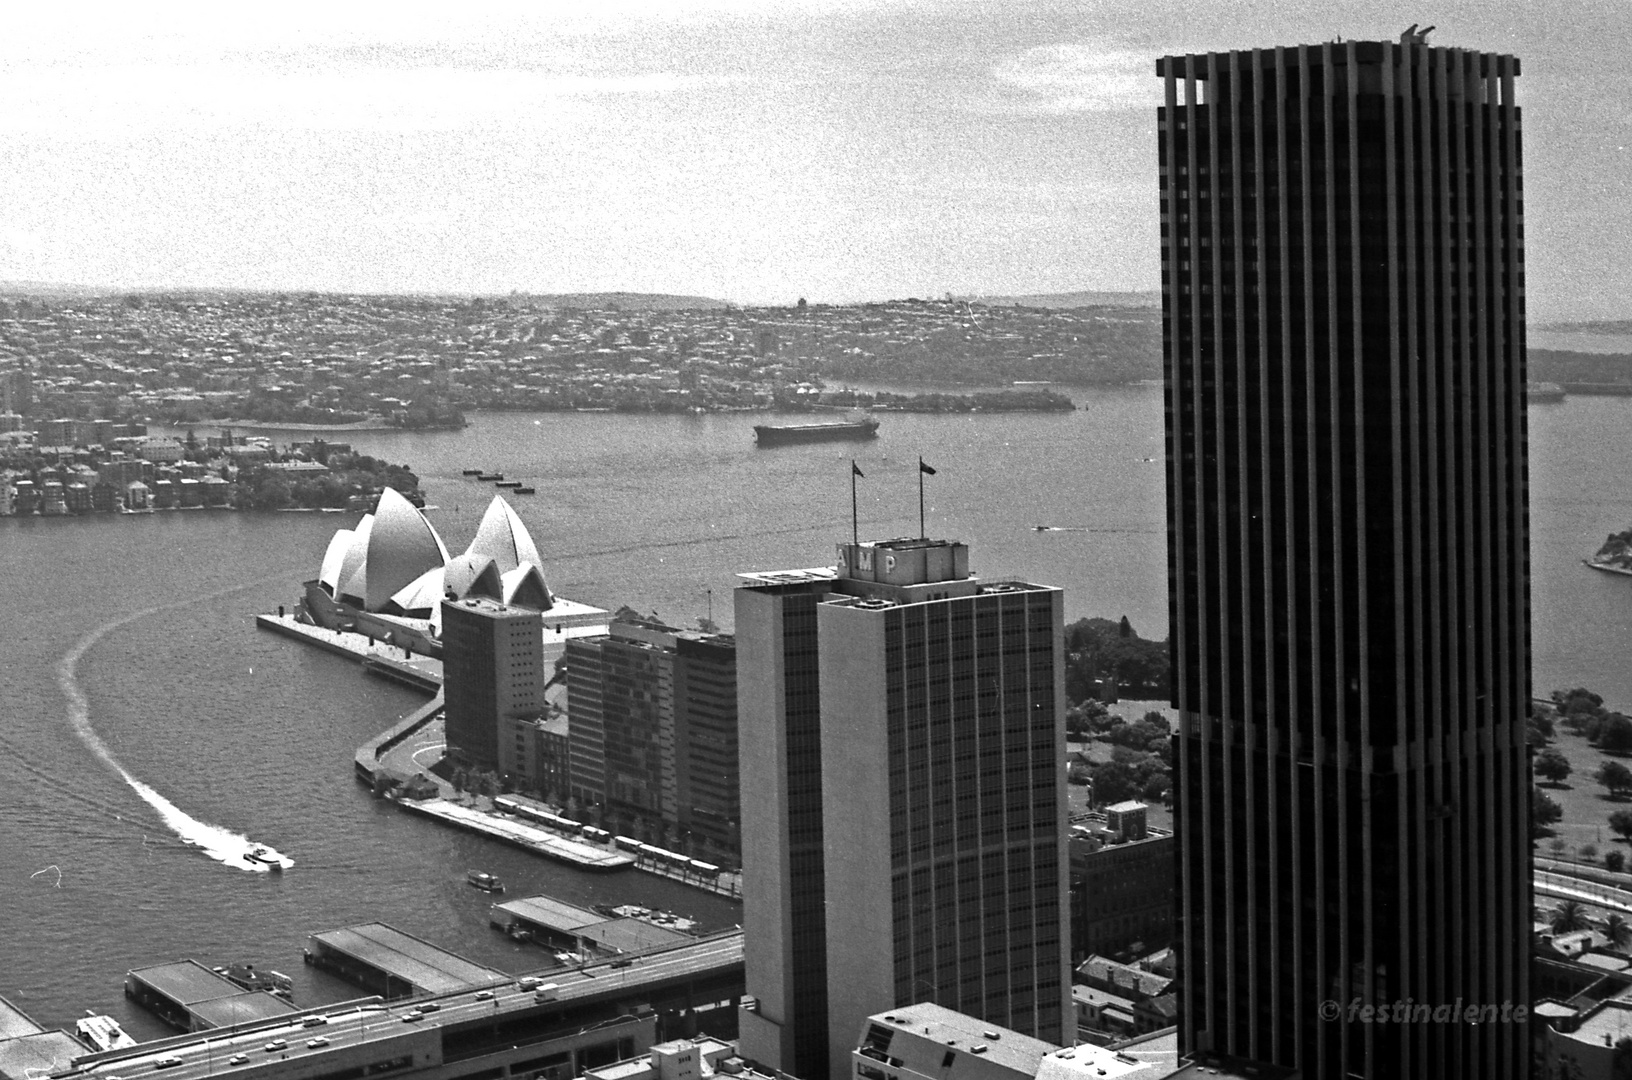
[244,845,284,872]
[77,1013,138,1052]
[753,418,879,446]
[467,870,504,893]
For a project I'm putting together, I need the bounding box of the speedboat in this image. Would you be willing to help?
[244,845,284,872]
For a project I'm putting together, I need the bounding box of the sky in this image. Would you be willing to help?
[2,0,1629,316]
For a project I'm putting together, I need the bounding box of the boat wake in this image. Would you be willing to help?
[54,577,300,873]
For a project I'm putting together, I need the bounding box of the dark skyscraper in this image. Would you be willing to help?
[1159,37,1530,1078]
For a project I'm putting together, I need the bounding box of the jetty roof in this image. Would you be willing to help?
[0,1031,84,1080]
[0,995,44,1040]
[495,895,603,934]
[190,992,298,1029]
[128,960,240,1005]
[308,923,506,995]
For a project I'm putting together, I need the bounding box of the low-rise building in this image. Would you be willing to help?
[581,1037,776,1080]
[1070,811,1174,964]
[847,1002,1168,1080]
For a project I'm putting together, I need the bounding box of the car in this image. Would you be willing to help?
[264,1040,288,1052]
[228,1055,250,1066]
[306,1037,331,1049]
[417,1002,441,1013]
[400,1011,423,1023]
[302,1015,329,1027]
[153,1059,184,1071]
[609,958,632,968]
[474,990,495,1001]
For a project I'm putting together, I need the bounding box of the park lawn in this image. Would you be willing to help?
[1538,724,1632,860]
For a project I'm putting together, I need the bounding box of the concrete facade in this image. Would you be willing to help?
[442,597,544,773]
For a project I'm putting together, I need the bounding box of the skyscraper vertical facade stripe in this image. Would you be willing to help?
[1158,40,1530,1078]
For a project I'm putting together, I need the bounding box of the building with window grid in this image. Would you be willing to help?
[441,597,545,772]
[1158,37,1530,1078]
[737,539,1070,1080]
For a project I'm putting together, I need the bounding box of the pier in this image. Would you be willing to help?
[254,614,444,691]
[391,798,634,871]
[304,923,507,1000]
[124,961,297,1033]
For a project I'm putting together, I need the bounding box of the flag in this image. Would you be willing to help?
[919,459,937,475]
[852,462,864,478]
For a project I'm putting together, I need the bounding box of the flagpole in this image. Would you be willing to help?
[918,456,926,538]
[851,460,859,546]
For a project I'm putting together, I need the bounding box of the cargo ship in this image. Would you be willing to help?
[753,417,880,446]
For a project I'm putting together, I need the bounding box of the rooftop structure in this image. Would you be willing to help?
[851,1003,1167,1080]
[581,1038,779,1080]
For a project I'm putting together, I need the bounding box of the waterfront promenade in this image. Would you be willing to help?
[255,613,444,690]
[257,609,739,896]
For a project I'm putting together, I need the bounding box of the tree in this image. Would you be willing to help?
[1608,850,1627,873]
[1552,899,1590,933]
[1536,747,1573,785]
[1601,761,1632,800]
[1558,687,1606,715]
[1533,789,1563,835]
[1611,809,1632,842]
[1087,759,1142,806]
[1604,715,1632,754]
[1583,842,1600,862]
[1605,914,1632,949]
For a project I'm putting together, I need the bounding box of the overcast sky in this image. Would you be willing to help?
[2,0,1627,316]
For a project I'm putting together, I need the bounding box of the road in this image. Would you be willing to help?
[81,934,744,1080]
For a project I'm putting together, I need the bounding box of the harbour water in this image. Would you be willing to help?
[3,385,1632,1035]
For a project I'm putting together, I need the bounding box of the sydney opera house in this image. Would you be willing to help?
[301,488,566,651]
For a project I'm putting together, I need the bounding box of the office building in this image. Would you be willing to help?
[565,618,739,861]
[737,539,1070,1080]
[442,597,545,772]
[1069,814,1174,965]
[736,568,836,1080]
[1159,37,1529,1077]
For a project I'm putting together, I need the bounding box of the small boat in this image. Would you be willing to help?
[477,473,504,482]
[504,925,532,943]
[467,870,504,893]
[461,469,483,476]
[494,480,522,489]
[514,487,535,495]
[244,845,284,872]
